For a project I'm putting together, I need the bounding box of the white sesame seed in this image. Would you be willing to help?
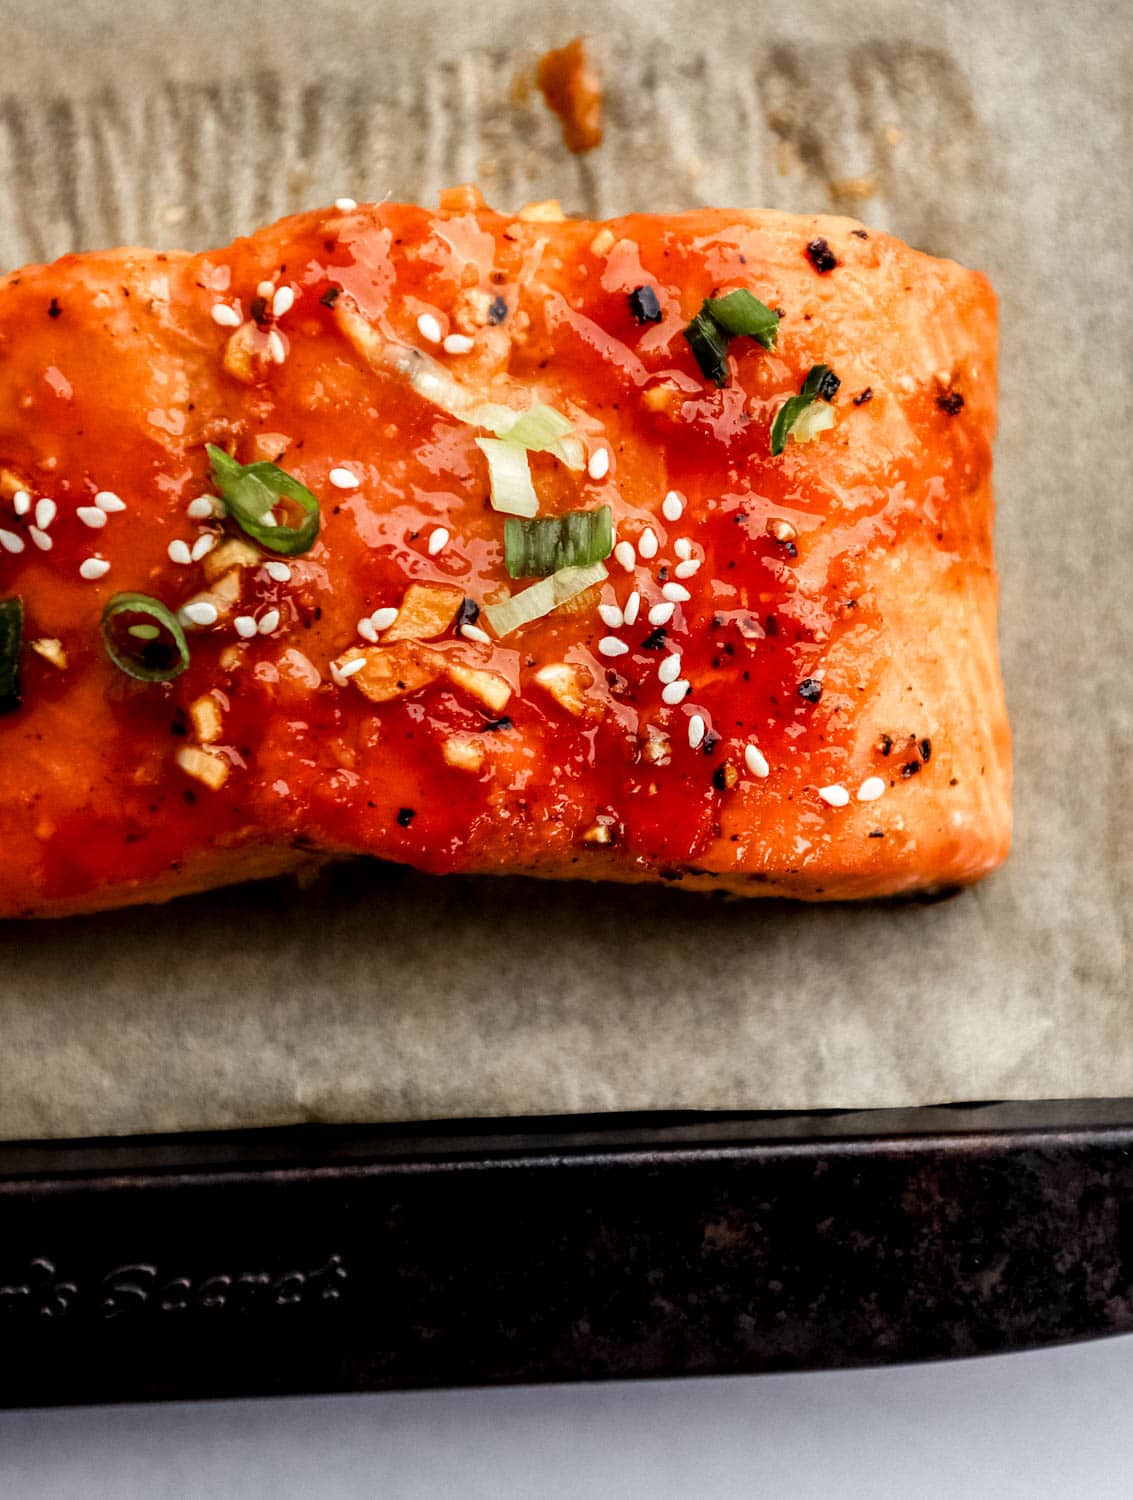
[357,617,379,643]
[687,714,706,750]
[259,510,278,528]
[658,653,682,684]
[12,490,30,516]
[598,602,624,629]
[674,536,692,560]
[417,312,443,345]
[211,302,242,328]
[77,505,107,529]
[168,539,192,565]
[0,529,24,553]
[370,607,399,632]
[334,197,358,212]
[234,615,258,639]
[328,467,359,489]
[674,558,702,579]
[637,527,658,560]
[35,499,56,530]
[443,333,474,355]
[264,560,291,583]
[258,609,281,635]
[427,526,449,556]
[598,637,629,658]
[28,527,52,551]
[661,582,691,603]
[460,623,492,645]
[662,490,684,522]
[337,656,367,679]
[623,590,641,626]
[818,784,850,808]
[614,540,636,572]
[744,744,770,779]
[180,601,218,627]
[661,678,690,705]
[187,496,216,520]
[648,601,676,627]
[329,661,347,687]
[587,447,610,481]
[271,285,295,319]
[858,775,887,802]
[191,533,217,562]
[95,490,126,513]
[267,330,287,364]
[256,280,276,300]
[79,557,110,580]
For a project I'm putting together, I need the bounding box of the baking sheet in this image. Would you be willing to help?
[0,0,1128,1139]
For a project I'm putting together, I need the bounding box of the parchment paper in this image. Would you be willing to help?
[0,0,1128,1140]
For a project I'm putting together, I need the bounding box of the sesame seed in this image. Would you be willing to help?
[598,636,629,658]
[79,557,110,580]
[657,653,682,684]
[329,661,347,687]
[328,467,359,489]
[35,498,57,529]
[818,784,850,807]
[271,286,295,318]
[266,330,287,364]
[259,510,278,528]
[95,490,126,513]
[662,490,684,522]
[258,609,281,635]
[661,582,691,603]
[417,312,443,344]
[0,529,24,553]
[587,447,610,481]
[858,775,886,802]
[187,496,217,520]
[661,678,690,705]
[357,616,379,643]
[191,533,217,562]
[598,602,624,629]
[648,601,676,627]
[674,559,702,579]
[180,601,218,627]
[427,526,449,556]
[687,714,706,750]
[638,527,658,559]
[28,527,52,551]
[12,490,30,516]
[370,606,399,631]
[443,333,474,355]
[334,197,358,211]
[264,560,291,583]
[614,540,636,572]
[211,303,242,328]
[77,505,107,529]
[337,656,367,679]
[168,539,192,565]
[744,744,770,779]
[623,590,641,626]
[674,536,692,560]
[234,615,258,639]
[256,280,276,300]
[460,623,492,645]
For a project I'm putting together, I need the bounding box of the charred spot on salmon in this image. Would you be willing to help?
[47,297,61,318]
[901,760,921,777]
[853,387,873,406]
[641,627,667,650]
[805,237,838,274]
[396,807,416,827]
[797,676,823,703]
[627,285,662,324]
[320,285,341,308]
[936,388,965,415]
[919,737,932,762]
[487,295,508,325]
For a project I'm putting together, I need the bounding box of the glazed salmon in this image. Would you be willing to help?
[0,190,1010,917]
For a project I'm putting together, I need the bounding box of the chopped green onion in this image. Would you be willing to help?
[500,404,572,451]
[206,445,320,555]
[476,437,539,518]
[102,592,189,683]
[704,289,780,350]
[482,561,609,637]
[0,596,23,714]
[683,309,730,387]
[769,364,841,456]
[503,505,613,578]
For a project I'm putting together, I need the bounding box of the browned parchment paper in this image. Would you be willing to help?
[0,0,1129,1139]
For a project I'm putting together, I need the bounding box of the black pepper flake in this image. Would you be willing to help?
[765,616,779,636]
[797,677,823,703]
[936,389,964,415]
[918,736,932,762]
[901,760,921,778]
[320,285,341,308]
[169,711,189,738]
[702,730,721,755]
[456,597,480,628]
[878,733,893,756]
[868,828,884,838]
[627,285,662,324]
[47,297,62,318]
[182,788,196,806]
[396,807,416,827]
[712,765,729,792]
[641,627,667,650]
[249,294,269,324]
[851,229,870,240]
[481,715,512,732]
[853,387,873,406]
[805,237,838,274]
[487,294,508,325]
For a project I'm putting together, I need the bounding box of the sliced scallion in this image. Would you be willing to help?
[500,403,585,472]
[102,592,189,682]
[0,596,23,714]
[482,560,609,637]
[703,289,780,350]
[475,437,539,518]
[206,445,320,555]
[503,504,613,578]
[682,309,730,387]
[769,364,841,456]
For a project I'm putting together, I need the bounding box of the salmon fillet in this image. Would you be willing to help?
[0,190,1010,916]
